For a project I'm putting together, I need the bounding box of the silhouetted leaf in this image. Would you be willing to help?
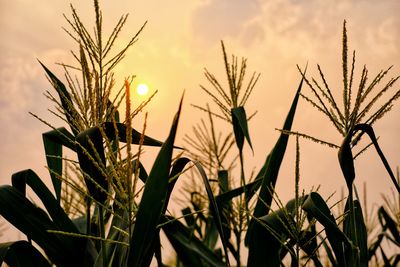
[231,106,253,151]
[162,216,225,267]
[343,199,368,267]
[127,96,183,267]
[0,185,94,266]
[246,76,304,255]
[302,192,350,266]
[39,61,82,136]
[195,161,230,266]
[0,241,51,267]
[42,127,75,201]
[76,126,108,205]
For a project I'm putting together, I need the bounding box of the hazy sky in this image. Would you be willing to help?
[1,0,400,242]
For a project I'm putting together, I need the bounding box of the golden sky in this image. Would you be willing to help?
[1,0,400,241]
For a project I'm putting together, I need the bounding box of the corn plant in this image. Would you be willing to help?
[182,22,400,267]
[0,1,194,266]
[181,41,304,266]
[0,0,399,266]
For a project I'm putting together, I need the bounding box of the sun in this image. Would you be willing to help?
[136,83,149,96]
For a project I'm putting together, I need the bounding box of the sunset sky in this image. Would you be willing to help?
[1,0,400,241]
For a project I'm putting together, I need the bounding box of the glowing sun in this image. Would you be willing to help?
[136,83,149,96]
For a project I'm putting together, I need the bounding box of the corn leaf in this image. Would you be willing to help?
[343,199,368,267]
[378,207,400,244]
[0,185,94,266]
[42,127,75,202]
[248,208,290,267]
[302,192,350,266]
[39,61,82,136]
[352,124,400,194]
[338,132,355,190]
[140,157,192,266]
[218,170,232,241]
[195,161,230,266]
[11,169,78,233]
[162,216,225,267]
[231,106,253,151]
[246,77,304,251]
[127,96,183,267]
[95,207,130,267]
[103,122,163,147]
[76,126,109,205]
[0,241,51,267]
[215,178,261,206]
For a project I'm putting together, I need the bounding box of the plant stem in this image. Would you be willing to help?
[86,197,91,235]
[235,230,241,267]
[98,205,107,267]
[348,186,360,266]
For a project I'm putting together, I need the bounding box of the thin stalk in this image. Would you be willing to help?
[95,0,103,122]
[86,197,92,235]
[237,151,246,267]
[239,150,250,226]
[235,229,241,267]
[125,80,133,253]
[295,136,300,267]
[347,186,360,266]
[98,205,107,267]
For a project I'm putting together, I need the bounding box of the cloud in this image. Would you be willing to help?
[0,49,70,187]
[191,0,263,45]
[190,0,400,61]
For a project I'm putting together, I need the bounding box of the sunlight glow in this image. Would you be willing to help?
[136,83,149,96]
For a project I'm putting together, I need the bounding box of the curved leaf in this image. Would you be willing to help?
[231,106,253,151]
[246,76,304,251]
[43,127,76,201]
[0,185,93,266]
[0,241,51,267]
[162,216,225,267]
[103,122,163,147]
[378,207,400,244]
[343,199,368,267]
[39,61,82,136]
[127,96,183,267]
[11,169,78,233]
[302,192,350,266]
[76,126,109,204]
[195,161,230,266]
[353,124,400,194]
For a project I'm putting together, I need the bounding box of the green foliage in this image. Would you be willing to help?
[1,1,399,267]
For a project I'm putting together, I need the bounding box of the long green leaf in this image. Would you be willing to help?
[218,170,232,241]
[352,124,400,194]
[215,177,261,206]
[343,199,368,267]
[42,127,75,201]
[103,122,164,147]
[95,207,130,267]
[0,185,93,266]
[195,161,230,266]
[378,207,400,244]
[162,216,226,267]
[39,61,82,136]
[231,106,253,151]
[302,192,350,266]
[246,77,304,251]
[76,126,109,204]
[127,96,183,267]
[140,157,192,266]
[248,208,290,267]
[247,197,308,267]
[0,241,51,267]
[11,169,78,233]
